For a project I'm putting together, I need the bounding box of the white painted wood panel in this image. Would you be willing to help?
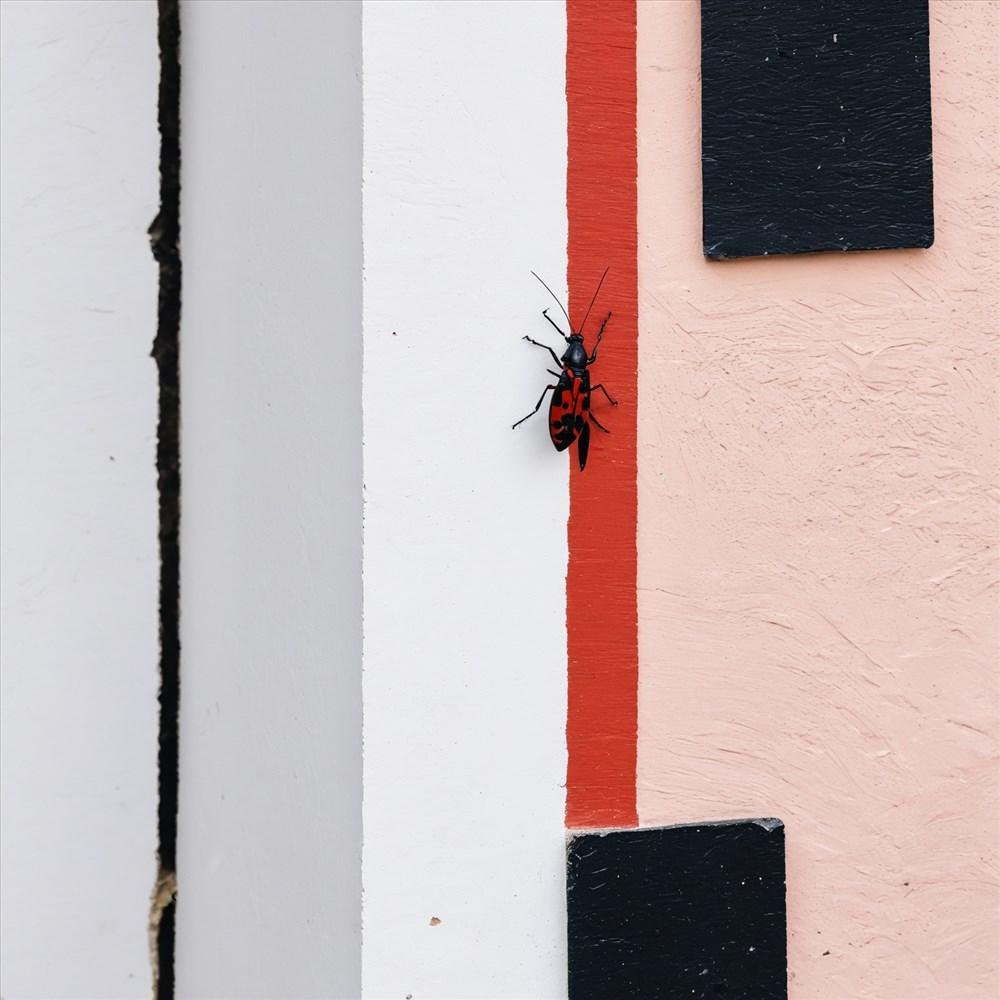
[0,2,160,996]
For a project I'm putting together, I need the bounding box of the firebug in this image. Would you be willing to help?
[513,269,617,472]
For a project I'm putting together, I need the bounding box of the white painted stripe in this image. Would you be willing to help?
[362,2,568,996]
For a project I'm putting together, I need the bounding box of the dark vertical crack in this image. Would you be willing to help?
[148,0,181,996]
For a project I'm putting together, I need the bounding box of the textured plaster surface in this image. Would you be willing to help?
[636,2,998,997]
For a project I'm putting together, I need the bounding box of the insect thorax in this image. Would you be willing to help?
[561,337,589,370]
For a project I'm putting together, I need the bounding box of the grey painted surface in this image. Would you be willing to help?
[176,2,362,996]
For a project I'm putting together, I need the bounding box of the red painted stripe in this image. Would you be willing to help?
[565,0,639,829]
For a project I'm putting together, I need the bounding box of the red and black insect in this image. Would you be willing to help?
[513,269,617,471]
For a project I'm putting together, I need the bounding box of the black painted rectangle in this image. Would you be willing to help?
[701,0,933,259]
[567,819,787,1000]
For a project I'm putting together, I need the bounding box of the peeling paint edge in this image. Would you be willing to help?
[566,816,785,842]
[148,0,181,996]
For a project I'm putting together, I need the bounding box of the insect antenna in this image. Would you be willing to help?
[579,267,610,336]
[530,271,572,328]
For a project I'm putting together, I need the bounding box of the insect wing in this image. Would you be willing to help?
[549,373,586,451]
[577,418,591,471]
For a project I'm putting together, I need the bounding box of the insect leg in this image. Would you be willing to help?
[588,312,613,362]
[512,384,557,429]
[590,412,611,433]
[590,382,618,406]
[542,309,571,342]
[522,335,563,368]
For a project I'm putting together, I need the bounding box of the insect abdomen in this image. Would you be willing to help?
[549,374,586,451]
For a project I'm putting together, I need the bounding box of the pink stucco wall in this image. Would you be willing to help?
[636,3,998,997]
